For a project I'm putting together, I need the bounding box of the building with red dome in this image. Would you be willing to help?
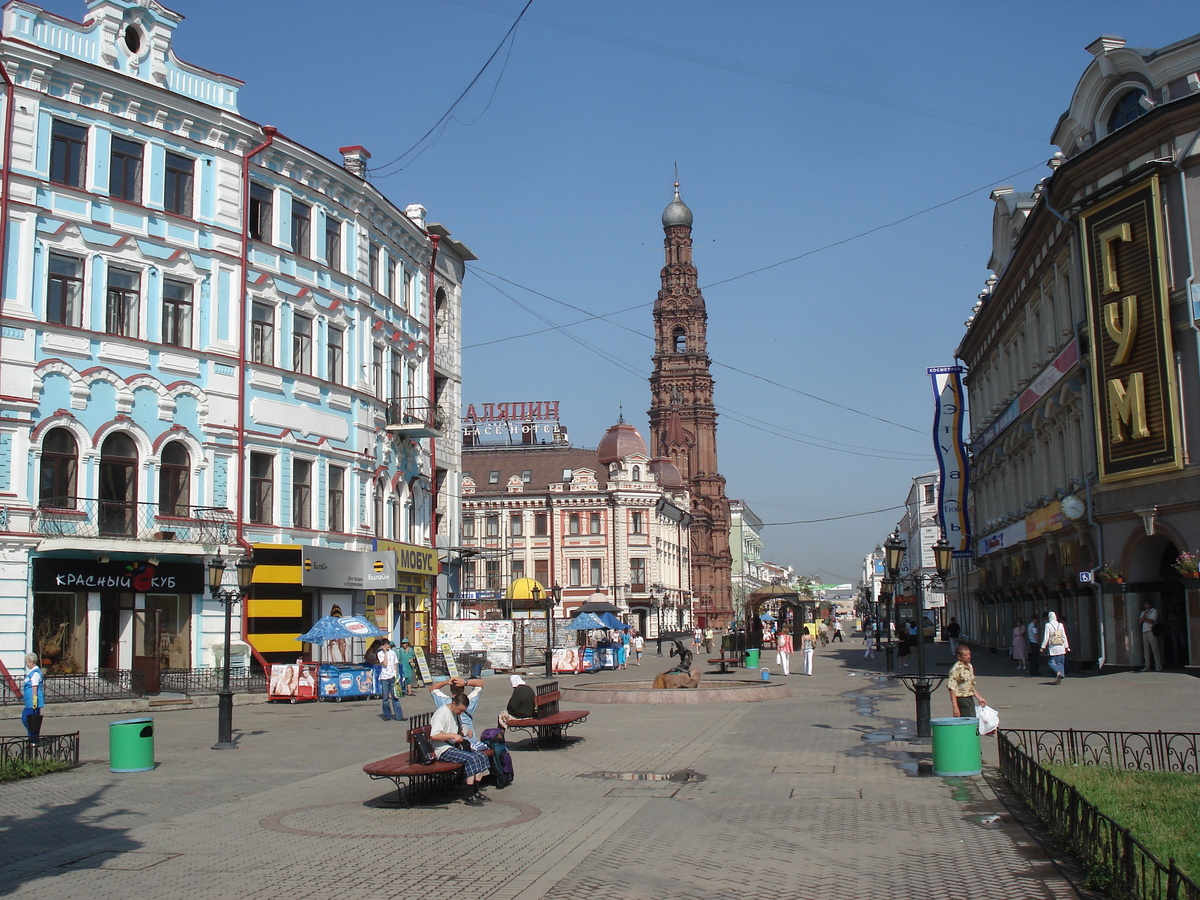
[456,419,693,639]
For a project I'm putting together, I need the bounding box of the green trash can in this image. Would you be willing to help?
[745,648,760,668]
[930,717,981,776]
[109,717,155,773]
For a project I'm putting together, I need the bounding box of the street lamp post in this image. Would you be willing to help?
[544,584,561,678]
[652,589,664,655]
[884,532,953,739]
[880,579,895,675]
[208,554,255,750]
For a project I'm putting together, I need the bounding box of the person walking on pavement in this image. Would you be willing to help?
[22,653,45,741]
[1040,611,1070,684]
[396,638,417,694]
[800,626,816,675]
[1011,617,1028,669]
[831,616,845,642]
[945,617,962,654]
[1139,599,1164,672]
[703,626,714,654]
[947,644,987,719]
[896,623,912,668]
[1026,615,1041,677]
[378,640,404,721]
[863,617,876,660]
[775,626,793,676]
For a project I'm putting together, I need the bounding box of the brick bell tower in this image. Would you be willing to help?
[648,184,733,626]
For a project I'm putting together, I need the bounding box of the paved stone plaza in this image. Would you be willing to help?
[3,642,1197,900]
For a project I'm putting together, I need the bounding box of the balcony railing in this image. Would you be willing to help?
[32,499,234,543]
[384,397,444,437]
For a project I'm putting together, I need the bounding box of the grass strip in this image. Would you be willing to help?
[1045,764,1200,882]
[0,757,71,783]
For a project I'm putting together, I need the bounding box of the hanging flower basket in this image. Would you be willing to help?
[1095,563,1123,584]
[1173,551,1199,578]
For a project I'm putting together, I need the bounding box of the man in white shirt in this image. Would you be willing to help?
[430,676,484,741]
[1026,615,1040,677]
[1139,600,1163,672]
[430,693,491,806]
[378,640,403,721]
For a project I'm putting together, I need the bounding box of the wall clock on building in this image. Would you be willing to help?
[1061,495,1086,520]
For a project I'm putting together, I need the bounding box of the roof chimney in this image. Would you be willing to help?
[405,204,427,228]
[338,145,371,179]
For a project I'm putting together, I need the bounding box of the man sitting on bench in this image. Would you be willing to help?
[430,692,491,806]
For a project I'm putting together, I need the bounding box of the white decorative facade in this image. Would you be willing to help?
[0,0,468,682]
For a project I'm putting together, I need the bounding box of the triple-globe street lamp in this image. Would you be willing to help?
[883,532,953,739]
[208,554,255,750]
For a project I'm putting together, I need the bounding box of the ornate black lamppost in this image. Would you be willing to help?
[208,554,255,750]
[880,578,895,675]
[532,583,561,678]
[884,532,953,739]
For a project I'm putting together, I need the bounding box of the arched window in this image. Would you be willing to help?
[159,442,191,516]
[673,327,687,353]
[99,433,138,536]
[1108,89,1148,133]
[435,286,448,341]
[39,428,78,508]
[632,465,641,481]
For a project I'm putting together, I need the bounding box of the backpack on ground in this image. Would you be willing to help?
[481,728,514,788]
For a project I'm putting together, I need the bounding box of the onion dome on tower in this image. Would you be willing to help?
[662,183,693,227]
[597,418,647,466]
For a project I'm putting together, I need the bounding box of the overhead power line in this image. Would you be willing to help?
[371,0,533,178]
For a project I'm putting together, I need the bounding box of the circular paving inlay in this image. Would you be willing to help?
[260,798,540,839]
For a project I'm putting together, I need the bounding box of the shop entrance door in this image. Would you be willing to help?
[132,608,161,692]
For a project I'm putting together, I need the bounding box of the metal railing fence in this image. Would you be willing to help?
[0,732,81,771]
[999,729,1200,900]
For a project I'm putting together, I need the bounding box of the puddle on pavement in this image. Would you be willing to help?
[580,769,706,784]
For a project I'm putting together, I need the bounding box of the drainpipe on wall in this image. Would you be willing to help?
[0,53,17,401]
[425,233,439,647]
[237,125,276,665]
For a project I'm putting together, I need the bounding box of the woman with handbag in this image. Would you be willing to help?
[1040,611,1070,684]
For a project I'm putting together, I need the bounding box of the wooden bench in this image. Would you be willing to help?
[363,711,491,807]
[504,680,589,749]
[707,656,741,674]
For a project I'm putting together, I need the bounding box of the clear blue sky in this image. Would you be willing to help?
[35,1,1198,582]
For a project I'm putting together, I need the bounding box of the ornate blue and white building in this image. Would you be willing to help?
[0,0,469,682]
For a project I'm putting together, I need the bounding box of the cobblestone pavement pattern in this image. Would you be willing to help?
[3,639,1197,899]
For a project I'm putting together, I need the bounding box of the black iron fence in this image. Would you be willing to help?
[0,669,148,706]
[159,666,267,695]
[0,732,81,771]
[31,498,234,542]
[1001,728,1199,772]
[999,729,1200,900]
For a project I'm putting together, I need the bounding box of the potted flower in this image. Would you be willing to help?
[1173,551,1200,578]
[1096,563,1124,584]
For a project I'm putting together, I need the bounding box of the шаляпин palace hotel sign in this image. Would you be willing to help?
[1081,178,1182,482]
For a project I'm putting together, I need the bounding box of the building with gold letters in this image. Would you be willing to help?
[957,33,1200,671]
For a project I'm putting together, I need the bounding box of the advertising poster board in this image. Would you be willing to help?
[438,620,515,671]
